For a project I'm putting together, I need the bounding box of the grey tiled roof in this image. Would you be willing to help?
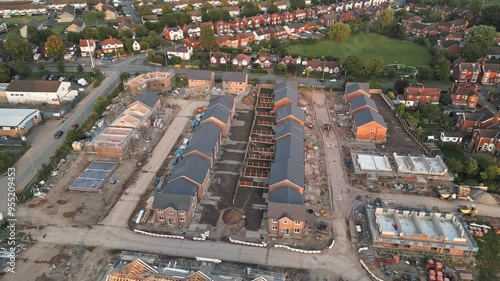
[349,95,378,112]
[268,158,304,188]
[276,103,305,123]
[275,119,304,140]
[269,186,304,205]
[134,90,159,108]
[274,80,298,104]
[345,82,370,96]
[169,154,210,185]
[353,108,387,128]
[274,135,304,165]
[268,201,306,221]
[188,70,214,81]
[153,192,193,211]
[162,177,198,196]
[209,94,235,111]
[184,123,221,158]
[202,104,231,124]
[222,72,247,83]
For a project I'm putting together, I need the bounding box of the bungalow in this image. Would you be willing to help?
[440,131,463,143]
[222,72,248,95]
[279,56,301,66]
[232,53,251,67]
[453,62,481,84]
[163,26,184,41]
[450,83,479,109]
[352,108,387,142]
[59,5,76,22]
[101,37,124,54]
[305,60,342,75]
[482,62,500,86]
[254,54,273,68]
[471,129,500,152]
[403,85,441,107]
[349,94,378,114]
[344,82,370,102]
[209,51,230,65]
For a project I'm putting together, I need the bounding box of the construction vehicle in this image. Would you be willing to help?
[323,122,332,135]
[458,205,478,216]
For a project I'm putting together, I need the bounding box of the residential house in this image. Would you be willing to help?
[275,1,289,11]
[168,154,211,200]
[274,80,298,111]
[101,37,124,54]
[344,82,370,102]
[163,26,184,41]
[254,54,273,68]
[132,40,141,51]
[182,37,200,48]
[275,135,304,164]
[182,23,201,38]
[406,23,438,37]
[59,5,76,22]
[269,26,288,40]
[222,72,248,95]
[267,187,306,239]
[200,95,236,136]
[258,3,268,12]
[280,11,294,23]
[5,80,72,105]
[279,56,301,66]
[485,46,500,60]
[294,9,306,20]
[216,35,239,48]
[153,180,197,227]
[319,14,338,28]
[209,51,230,65]
[0,2,46,17]
[224,6,240,17]
[439,31,463,42]
[275,119,304,141]
[352,108,387,142]
[237,31,255,47]
[183,122,222,164]
[403,85,441,107]
[305,60,342,75]
[232,53,251,67]
[349,94,379,114]
[67,19,85,33]
[19,19,44,38]
[471,129,500,152]
[450,83,479,109]
[79,39,96,57]
[439,40,461,57]
[141,14,158,24]
[456,107,500,133]
[214,20,230,35]
[188,70,215,91]
[268,158,304,194]
[402,15,423,25]
[481,62,500,86]
[453,62,481,84]
[101,5,117,20]
[188,10,202,22]
[166,45,193,60]
[438,19,468,32]
[47,0,87,10]
[276,103,306,126]
[254,28,272,42]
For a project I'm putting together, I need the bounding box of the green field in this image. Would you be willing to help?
[83,12,118,25]
[287,33,432,67]
[4,15,45,25]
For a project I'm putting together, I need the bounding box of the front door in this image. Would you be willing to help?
[284,229,290,236]
[168,218,173,225]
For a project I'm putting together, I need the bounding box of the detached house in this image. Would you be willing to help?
[352,108,387,142]
[222,72,248,95]
[153,178,198,228]
[450,83,479,109]
[79,39,96,57]
[67,19,85,33]
[267,186,306,239]
[232,53,251,67]
[163,26,184,41]
[182,23,201,38]
[209,51,230,65]
[481,63,500,86]
[453,62,481,84]
[403,85,441,107]
[188,70,215,91]
[101,37,124,54]
[166,45,193,61]
[59,5,76,22]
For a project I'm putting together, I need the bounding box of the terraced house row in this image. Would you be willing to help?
[267,81,306,239]
[153,95,235,228]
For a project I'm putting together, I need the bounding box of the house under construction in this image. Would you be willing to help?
[366,206,478,260]
[350,151,454,186]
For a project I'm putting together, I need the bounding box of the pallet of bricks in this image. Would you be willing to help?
[425,259,457,281]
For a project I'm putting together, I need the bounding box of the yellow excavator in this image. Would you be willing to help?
[458,205,478,216]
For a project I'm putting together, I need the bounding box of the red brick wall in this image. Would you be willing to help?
[355,123,387,142]
[268,217,304,239]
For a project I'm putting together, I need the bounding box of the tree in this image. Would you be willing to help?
[201,2,214,10]
[134,25,149,38]
[97,26,118,41]
[39,29,55,43]
[81,27,99,39]
[267,4,279,14]
[375,9,394,32]
[448,158,465,174]
[57,61,65,73]
[417,67,431,80]
[66,31,81,44]
[420,104,441,123]
[432,56,451,80]
[0,64,10,82]
[45,35,66,59]
[343,56,365,77]
[366,56,384,77]
[394,79,409,94]
[94,11,105,21]
[466,25,497,49]
[467,0,485,15]
[13,60,31,78]
[161,3,173,14]
[328,22,351,42]
[120,72,131,82]
[241,2,260,17]
[37,61,45,71]
[463,41,486,61]
[480,165,500,182]
[477,4,500,31]
[77,64,84,72]
[138,5,153,16]
[200,25,217,50]
[4,33,31,60]
[221,0,229,6]
[27,25,41,44]
[466,158,479,177]
[427,10,443,22]
[290,0,306,9]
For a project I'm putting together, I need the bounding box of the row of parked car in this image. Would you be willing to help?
[41,75,88,86]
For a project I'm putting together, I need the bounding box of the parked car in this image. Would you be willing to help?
[329,79,337,83]
[69,123,79,130]
[54,130,64,139]
[58,76,66,81]
[48,75,55,80]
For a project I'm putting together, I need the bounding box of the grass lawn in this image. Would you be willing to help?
[287,33,432,67]
[439,144,465,161]
[83,12,117,25]
[4,15,45,25]
[0,26,20,39]
[51,23,68,35]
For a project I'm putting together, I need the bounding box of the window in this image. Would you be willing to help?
[294,220,301,225]
[179,217,185,222]
[271,219,278,223]
[370,128,373,132]
[169,210,173,214]
[272,226,278,230]
[294,228,300,233]
[370,134,374,138]
[158,216,165,221]
[283,220,288,224]
[179,210,185,215]
[157,208,164,213]
[168,218,173,225]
